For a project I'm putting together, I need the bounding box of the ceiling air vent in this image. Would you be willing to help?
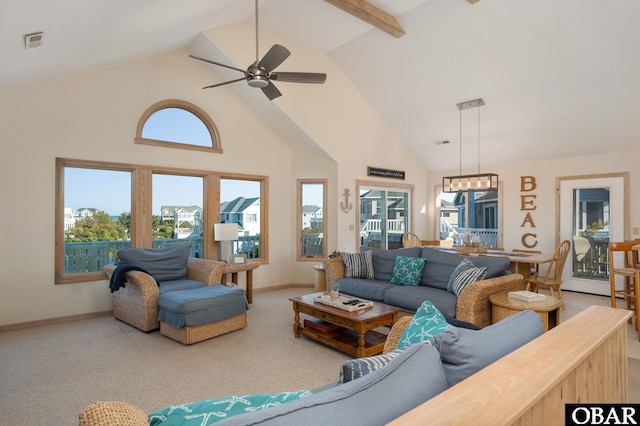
[25,32,43,49]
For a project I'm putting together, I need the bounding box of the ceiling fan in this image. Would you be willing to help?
[189,0,326,100]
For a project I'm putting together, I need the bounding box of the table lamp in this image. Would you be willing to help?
[214,223,238,264]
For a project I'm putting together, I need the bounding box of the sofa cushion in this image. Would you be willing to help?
[338,348,403,384]
[215,342,448,426]
[342,251,374,279]
[383,286,457,317]
[148,390,313,425]
[419,247,509,290]
[362,247,422,281]
[433,309,543,387]
[390,256,426,286]
[336,278,394,302]
[117,244,191,283]
[447,258,488,297]
[396,300,452,349]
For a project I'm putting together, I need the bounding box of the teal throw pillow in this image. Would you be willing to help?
[447,258,488,297]
[390,256,426,286]
[148,390,312,425]
[396,300,451,350]
[343,251,374,279]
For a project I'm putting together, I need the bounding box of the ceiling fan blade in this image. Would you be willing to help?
[270,72,327,84]
[258,44,290,73]
[203,77,248,89]
[261,82,282,100]
[189,54,248,75]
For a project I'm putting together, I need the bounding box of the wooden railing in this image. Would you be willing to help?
[64,236,262,274]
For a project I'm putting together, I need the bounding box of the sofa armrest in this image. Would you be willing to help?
[455,273,525,327]
[186,258,226,285]
[383,315,413,354]
[103,265,160,297]
[79,401,148,426]
[323,257,345,291]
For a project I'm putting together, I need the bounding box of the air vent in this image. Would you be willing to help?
[25,32,43,49]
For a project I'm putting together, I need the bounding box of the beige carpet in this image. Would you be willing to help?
[0,287,638,425]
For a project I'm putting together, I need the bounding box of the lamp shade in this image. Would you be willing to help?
[214,223,238,241]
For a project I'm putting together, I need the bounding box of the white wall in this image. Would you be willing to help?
[428,149,640,255]
[0,26,429,326]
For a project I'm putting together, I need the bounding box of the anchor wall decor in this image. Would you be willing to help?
[340,188,353,213]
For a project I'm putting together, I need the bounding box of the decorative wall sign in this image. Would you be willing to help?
[520,176,538,248]
[340,188,353,213]
[367,167,405,180]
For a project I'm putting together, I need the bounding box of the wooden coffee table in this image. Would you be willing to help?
[489,291,562,332]
[290,292,402,358]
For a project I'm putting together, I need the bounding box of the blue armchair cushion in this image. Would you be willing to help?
[117,244,191,283]
[390,256,426,286]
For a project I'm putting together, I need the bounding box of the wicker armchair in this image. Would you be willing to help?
[324,257,524,327]
[104,258,226,332]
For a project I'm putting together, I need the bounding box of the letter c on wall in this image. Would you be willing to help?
[521,233,538,248]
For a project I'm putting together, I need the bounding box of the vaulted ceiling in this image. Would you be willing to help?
[2,0,639,171]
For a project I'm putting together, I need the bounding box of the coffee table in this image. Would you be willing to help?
[289,292,402,358]
[489,290,562,332]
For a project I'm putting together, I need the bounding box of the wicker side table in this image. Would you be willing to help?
[489,291,562,332]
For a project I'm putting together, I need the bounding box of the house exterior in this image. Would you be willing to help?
[301,205,323,230]
[220,197,260,236]
[160,205,203,239]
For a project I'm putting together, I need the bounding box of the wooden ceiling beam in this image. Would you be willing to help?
[323,0,405,38]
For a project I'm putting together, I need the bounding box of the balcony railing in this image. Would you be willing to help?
[64,235,262,274]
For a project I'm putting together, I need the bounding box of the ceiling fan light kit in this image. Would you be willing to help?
[443,98,499,193]
[189,0,326,100]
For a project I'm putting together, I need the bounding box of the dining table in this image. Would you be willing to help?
[433,246,553,278]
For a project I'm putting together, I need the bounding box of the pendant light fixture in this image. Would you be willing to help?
[442,98,498,193]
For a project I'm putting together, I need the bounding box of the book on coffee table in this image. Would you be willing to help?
[314,294,374,311]
[303,318,341,333]
[508,290,546,303]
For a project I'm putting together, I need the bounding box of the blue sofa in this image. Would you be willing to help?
[324,247,524,327]
[78,310,544,425]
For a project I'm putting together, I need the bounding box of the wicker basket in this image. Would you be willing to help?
[160,313,247,345]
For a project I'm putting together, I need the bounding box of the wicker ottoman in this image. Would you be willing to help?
[158,284,248,345]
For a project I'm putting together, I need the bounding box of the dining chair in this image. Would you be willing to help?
[608,239,640,339]
[524,240,571,307]
[420,240,440,246]
[402,232,422,248]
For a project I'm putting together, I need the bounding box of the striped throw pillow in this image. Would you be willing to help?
[339,349,404,383]
[343,251,374,279]
[447,258,488,297]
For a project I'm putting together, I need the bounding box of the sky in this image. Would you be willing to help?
[64,107,321,216]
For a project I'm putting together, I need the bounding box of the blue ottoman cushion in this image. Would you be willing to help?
[158,285,248,328]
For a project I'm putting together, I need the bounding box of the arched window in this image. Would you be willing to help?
[135,99,222,153]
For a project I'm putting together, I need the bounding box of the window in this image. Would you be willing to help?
[56,159,268,283]
[435,187,502,248]
[134,99,222,153]
[357,180,413,250]
[220,178,266,260]
[56,160,133,283]
[152,174,204,257]
[297,179,327,260]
